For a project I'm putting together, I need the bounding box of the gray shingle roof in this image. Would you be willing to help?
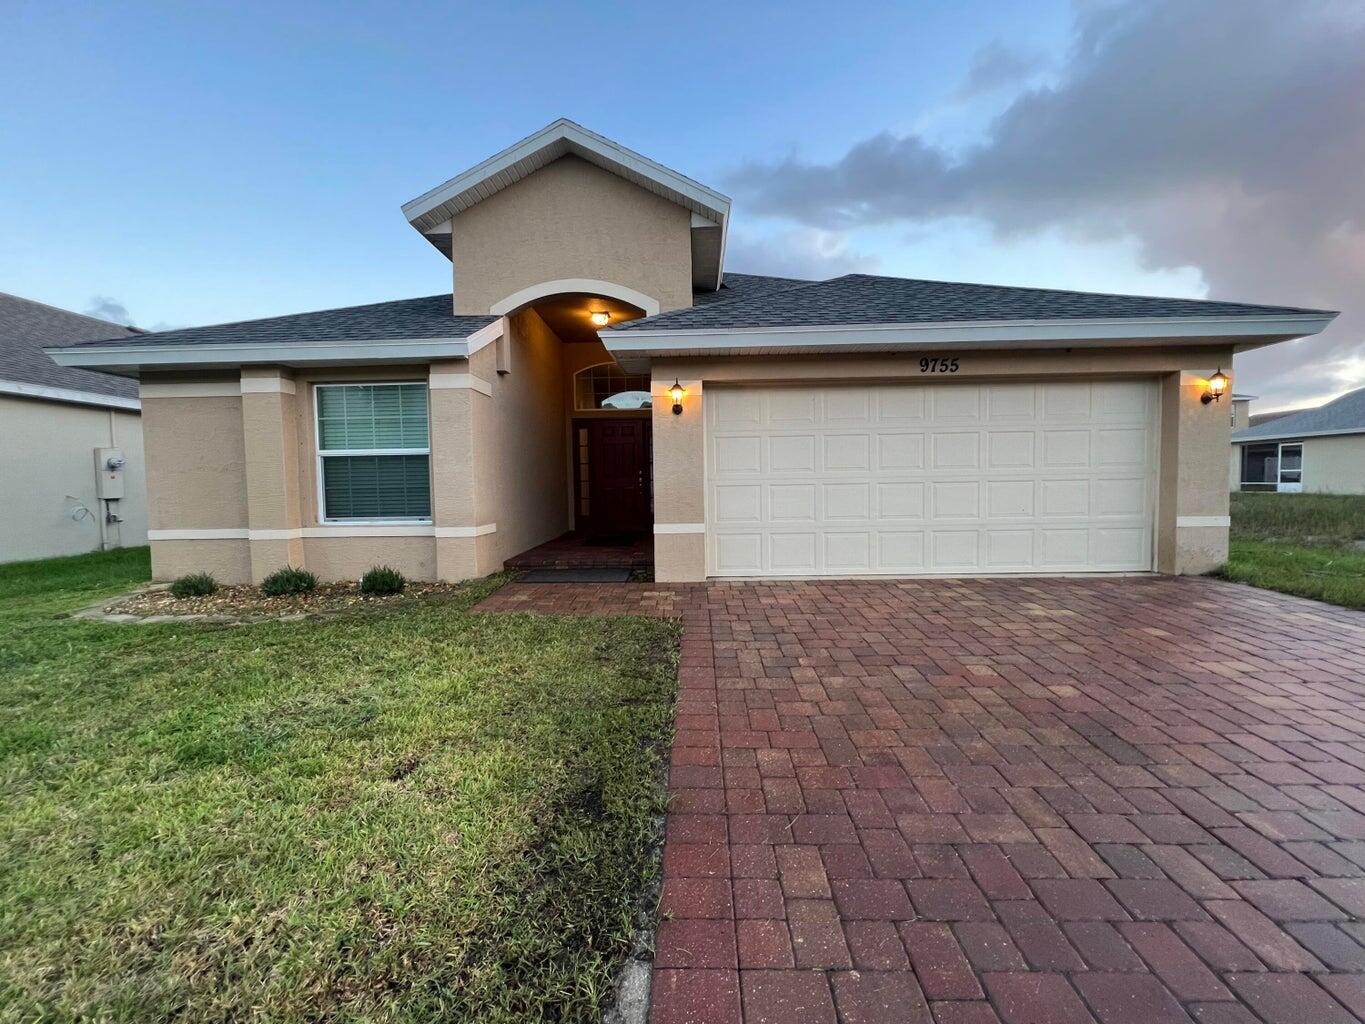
[691,272,812,307]
[0,292,141,400]
[613,273,1333,332]
[1233,387,1365,441]
[61,295,497,350]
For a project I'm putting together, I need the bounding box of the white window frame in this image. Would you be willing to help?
[1275,441,1303,493]
[314,381,433,525]
[1244,442,1304,494]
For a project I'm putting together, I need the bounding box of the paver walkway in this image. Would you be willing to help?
[478,575,1365,1023]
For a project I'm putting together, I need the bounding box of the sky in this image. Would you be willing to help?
[2,0,1362,411]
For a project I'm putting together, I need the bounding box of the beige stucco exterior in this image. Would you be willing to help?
[0,394,147,563]
[650,346,1236,581]
[450,155,694,316]
[1231,433,1365,495]
[120,141,1286,588]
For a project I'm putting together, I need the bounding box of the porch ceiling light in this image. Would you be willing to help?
[590,310,611,327]
[1201,368,1230,405]
[669,379,685,415]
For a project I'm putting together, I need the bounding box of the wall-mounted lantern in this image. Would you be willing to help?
[669,379,685,415]
[1201,369,1230,405]
[590,310,611,327]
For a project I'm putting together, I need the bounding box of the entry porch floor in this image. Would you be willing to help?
[505,530,654,572]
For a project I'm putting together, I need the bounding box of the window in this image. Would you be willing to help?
[315,383,431,521]
[574,363,652,411]
[1241,441,1303,493]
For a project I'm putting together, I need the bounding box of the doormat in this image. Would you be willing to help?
[518,568,632,583]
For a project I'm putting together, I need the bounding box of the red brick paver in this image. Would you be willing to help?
[476,575,1365,1023]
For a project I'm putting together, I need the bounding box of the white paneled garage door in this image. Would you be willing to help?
[706,380,1158,577]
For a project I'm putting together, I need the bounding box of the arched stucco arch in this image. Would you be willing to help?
[488,278,661,318]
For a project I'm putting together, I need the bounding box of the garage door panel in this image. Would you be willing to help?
[707,380,1156,577]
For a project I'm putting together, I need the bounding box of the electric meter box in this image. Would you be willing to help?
[95,448,125,500]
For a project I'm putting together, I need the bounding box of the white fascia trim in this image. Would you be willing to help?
[402,118,730,231]
[655,522,706,535]
[240,376,297,394]
[1175,516,1231,528]
[0,378,140,410]
[466,317,505,355]
[603,314,1336,357]
[45,336,476,371]
[1233,427,1365,443]
[434,523,497,538]
[429,372,493,396]
[490,279,662,318]
[140,381,242,398]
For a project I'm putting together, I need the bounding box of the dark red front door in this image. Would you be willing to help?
[584,419,651,534]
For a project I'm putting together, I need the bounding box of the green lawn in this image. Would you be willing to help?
[0,548,678,1023]
[1219,493,1365,609]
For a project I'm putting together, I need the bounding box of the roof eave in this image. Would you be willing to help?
[43,332,497,376]
[0,378,140,410]
[1233,426,1365,443]
[602,313,1335,362]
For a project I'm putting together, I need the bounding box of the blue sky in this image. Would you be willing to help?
[3,1,1361,409]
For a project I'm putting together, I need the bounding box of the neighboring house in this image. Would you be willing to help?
[0,293,148,562]
[48,119,1336,583]
[1231,387,1365,494]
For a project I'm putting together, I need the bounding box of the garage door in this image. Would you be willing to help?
[706,380,1158,577]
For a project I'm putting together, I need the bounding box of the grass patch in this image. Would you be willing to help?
[1218,494,1365,609]
[1220,541,1365,610]
[0,549,678,1023]
[1229,492,1365,545]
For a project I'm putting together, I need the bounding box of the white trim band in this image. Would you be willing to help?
[490,279,662,318]
[1175,516,1231,528]
[0,378,140,410]
[434,523,498,538]
[655,522,706,535]
[240,376,297,394]
[140,381,241,398]
[45,336,482,372]
[149,525,451,541]
[429,372,493,395]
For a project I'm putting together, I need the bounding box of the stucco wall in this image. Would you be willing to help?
[450,155,694,315]
[481,308,569,564]
[1304,435,1365,494]
[0,394,147,563]
[651,345,1235,581]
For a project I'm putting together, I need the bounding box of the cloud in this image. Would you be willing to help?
[83,296,135,326]
[725,0,1365,408]
[952,41,1047,101]
[725,228,880,281]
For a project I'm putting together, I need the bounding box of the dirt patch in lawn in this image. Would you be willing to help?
[75,580,471,623]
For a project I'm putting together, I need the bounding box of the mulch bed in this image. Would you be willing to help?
[97,581,465,620]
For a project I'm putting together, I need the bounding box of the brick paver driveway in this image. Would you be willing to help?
[480,575,1365,1023]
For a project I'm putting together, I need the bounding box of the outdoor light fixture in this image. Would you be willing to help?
[590,310,611,327]
[669,379,685,415]
[1201,368,1230,405]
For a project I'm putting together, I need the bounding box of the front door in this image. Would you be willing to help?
[579,419,651,534]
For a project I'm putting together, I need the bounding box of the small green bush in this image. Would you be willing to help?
[260,566,317,597]
[170,572,218,598]
[360,565,406,596]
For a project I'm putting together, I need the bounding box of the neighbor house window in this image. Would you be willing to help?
[1241,441,1303,494]
[315,383,431,521]
[574,363,652,410]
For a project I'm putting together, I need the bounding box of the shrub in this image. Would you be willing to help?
[260,566,317,597]
[360,565,406,596]
[170,572,218,598]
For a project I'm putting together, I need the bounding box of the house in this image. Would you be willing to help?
[1231,387,1365,494]
[1,292,147,562]
[47,119,1336,583]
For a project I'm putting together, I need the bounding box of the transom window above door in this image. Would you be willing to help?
[574,363,652,411]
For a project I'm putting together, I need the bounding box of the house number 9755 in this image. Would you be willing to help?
[919,356,960,373]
